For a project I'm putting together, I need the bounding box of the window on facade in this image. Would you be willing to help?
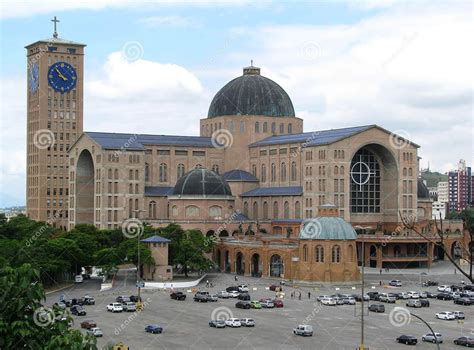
[315,245,324,262]
[159,163,167,182]
[145,163,150,182]
[251,164,257,177]
[291,162,297,181]
[273,201,279,218]
[240,121,245,133]
[271,163,276,182]
[279,123,284,134]
[253,202,258,219]
[263,201,268,219]
[332,245,341,263]
[284,201,290,219]
[149,201,157,219]
[243,202,249,217]
[350,148,380,213]
[177,163,185,178]
[280,162,287,182]
[212,164,219,174]
[271,122,276,133]
[209,206,222,217]
[263,122,268,132]
[303,245,308,262]
[295,201,301,219]
[185,205,199,217]
[255,122,260,133]
[288,124,292,133]
[261,164,267,182]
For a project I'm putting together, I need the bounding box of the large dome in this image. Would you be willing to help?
[207,65,295,118]
[173,168,232,197]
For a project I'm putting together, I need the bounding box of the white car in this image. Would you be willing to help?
[407,291,420,299]
[342,297,356,305]
[422,333,443,343]
[317,295,331,302]
[106,303,123,313]
[123,302,136,312]
[238,285,249,292]
[437,285,451,292]
[399,292,410,300]
[436,311,455,320]
[228,291,240,298]
[225,318,241,327]
[293,325,313,336]
[86,327,103,337]
[75,275,84,283]
[216,291,230,298]
[320,297,336,306]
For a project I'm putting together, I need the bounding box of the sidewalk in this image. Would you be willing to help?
[363,260,472,275]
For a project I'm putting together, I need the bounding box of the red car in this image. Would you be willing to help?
[273,299,284,308]
[269,285,282,292]
[80,320,97,329]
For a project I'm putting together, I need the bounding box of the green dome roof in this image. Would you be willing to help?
[299,217,357,240]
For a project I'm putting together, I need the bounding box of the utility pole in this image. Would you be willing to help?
[134,209,144,309]
[359,240,366,350]
[410,313,440,350]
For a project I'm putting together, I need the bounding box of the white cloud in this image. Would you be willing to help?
[138,15,197,28]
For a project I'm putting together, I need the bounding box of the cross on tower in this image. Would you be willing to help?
[51,16,60,38]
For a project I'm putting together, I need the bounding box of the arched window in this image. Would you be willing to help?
[253,201,258,219]
[279,123,284,134]
[408,168,413,176]
[303,244,308,262]
[255,122,260,133]
[350,148,380,213]
[135,198,139,215]
[129,198,133,217]
[159,163,167,182]
[263,122,268,132]
[295,201,301,219]
[148,201,157,219]
[229,121,234,132]
[340,165,344,174]
[315,245,324,262]
[261,164,266,182]
[108,169,112,179]
[243,202,249,217]
[185,205,199,217]
[280,162,287,182]
[288,124,292,133]
[291,162,297,181]
[212,164,219,174]
[177,163,185,178]
[348,244,354,262]
[334,166,339,175]
[145,163,150,182]
[209,206,222,217]
[172,205,178,216]
[403,167,407,176]
[332,245,341,263]
[271,122,276,133]
[114,169,119,179]
[273,201,279,218]
[284,201,289,218]
[240,121,245,133]
[129,169,133,180]
[263,201,268,219]
[135,169,139,180]
[251,164,257,177]
[271,163,276,182]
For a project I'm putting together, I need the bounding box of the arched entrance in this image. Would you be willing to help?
[369,245,377,267]
[251,253,261,277]
[270,254,284,277]
[235,252,245,275]
[225,251,230,273]
[219,230,229,237]
[206,230,215,237]
[76,150,94,224]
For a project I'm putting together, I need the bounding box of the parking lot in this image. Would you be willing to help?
[46,272,474,349]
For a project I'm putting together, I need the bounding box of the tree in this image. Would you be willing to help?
[0,264,97,349]
[400,208,474,283]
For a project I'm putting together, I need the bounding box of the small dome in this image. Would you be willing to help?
[207,65,295,118]
[417,179,430,199]
[223,169,258,182]
[299,217,357,240]
[173,168,232,196]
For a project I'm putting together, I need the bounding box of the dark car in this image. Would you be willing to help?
[273,299,284,308]
[83,296,95,305]
[209,320,226,328]
[396,335,417,345]
[82,273,91,280]
[80,320,97,329]
[130,295,142,302]
[235,301,251,309]
[352,294,370,302]
[436,292,453,300]
[269,284,282,292]
[71,298,78,306]
[71,305,87,316]
[454,336,474,347]
[368,304,385,313]
[193,294,208,303]
[455,297,473,305]
[419,299,430,307]
[367,292,379,300]
[170,292,186,301]
[422,280,438,287]
[62,299,72,307]
[238,293,250,301]
[226,286,240,292]
[76,298,86,306]
[145,324,163,334]
[425,291,437,298]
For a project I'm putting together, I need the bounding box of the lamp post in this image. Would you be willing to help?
[410,313,441,350]
[360,239,366,350]
[134,209,144,307]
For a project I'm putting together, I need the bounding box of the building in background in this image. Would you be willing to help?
[448,160,472,213]
[432,181,449,219]
[25,18,85,229]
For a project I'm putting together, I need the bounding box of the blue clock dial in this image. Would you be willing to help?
[29,63,39,93]
[48,61,77,93]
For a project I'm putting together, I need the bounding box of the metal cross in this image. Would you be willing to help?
[51,16,60,38]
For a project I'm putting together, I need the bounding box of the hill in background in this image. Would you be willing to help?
[421,170,448,187]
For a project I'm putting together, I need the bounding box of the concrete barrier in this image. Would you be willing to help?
[143,274,207,289]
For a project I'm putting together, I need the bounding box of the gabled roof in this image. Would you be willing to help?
[83,132,215,150]
[241,186,303,197]
[223,169,259,182]
[141,236,171,243]
[145,186,174,197]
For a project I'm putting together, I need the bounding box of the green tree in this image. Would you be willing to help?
[0,264,97,349]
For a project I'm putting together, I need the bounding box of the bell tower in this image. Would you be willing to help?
[25,17,86,229]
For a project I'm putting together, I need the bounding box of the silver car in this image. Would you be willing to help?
[422,333,443,343]
[240,318,255,327]
[86,327,103,337]
[123,302,136,312]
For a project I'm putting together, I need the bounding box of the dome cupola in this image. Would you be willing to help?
[173,168,232,197]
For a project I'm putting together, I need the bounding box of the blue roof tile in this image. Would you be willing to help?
[145,186,174,197]
[241,186,303,197]
[141,235,171,243]
[223,169,259,182]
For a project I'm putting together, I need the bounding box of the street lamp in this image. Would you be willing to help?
[410,313,441,350]
[133,209,144,307]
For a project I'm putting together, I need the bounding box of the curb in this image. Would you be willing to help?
[45,283,74,295]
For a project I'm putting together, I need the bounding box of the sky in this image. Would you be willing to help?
[0,0,473,207]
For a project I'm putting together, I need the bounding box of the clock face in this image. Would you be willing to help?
[48,61,77,93]
[29,63,39,93]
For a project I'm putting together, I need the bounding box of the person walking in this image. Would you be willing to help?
[298,292,301,301]
[308,292,311,299]
[379,268,382,275]
[206,280,209,288]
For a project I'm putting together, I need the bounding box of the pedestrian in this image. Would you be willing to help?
[454,269,457,275]
[379,280,382,286]
[379,268,382,275]
[206,280,209,288]
[308,292,311,299]
[234,275,238,282]
[298,292,301,301]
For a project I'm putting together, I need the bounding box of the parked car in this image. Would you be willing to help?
[368,304,385,313]
[250,300,262,309]
[455,297,474,305]
[422,280,439,287]
[320,297,336,306]
[106,303,123,313]
[425,291,437,298]
[389,280,402,287]
[83,296,95,305]
[238,293,250,301]
[170,292,186,301]
[238,285,249,292]
[293,325,313,337]
[333,297,344,305]
[273,299,284,308]
[208,294,218,302]
[240,318,255,327]
[228,291,240,298]
[438,285,452,292]
[450,292,461,300]
[130,295,142,302]
[342,297,356,305]
[269,284,282,292]
[418,291,427,298]
[236,301,251,309]
[379,293,396,303]
[75,275,83,283]
[116,296,130,303]
[436,311,455,320]
[317,295,331,302]
[226,286,240,292]
[62,299,72,307]
[86,327,103,337]
[352,294,370,302]
[225,318,241,327]
[367,292,379,300]
[419,299,430,307]
[398,292,410,300]
[145,324,163,334]
[193,294,209,303]
[80,320,97,329]
[123,302,136,312]
[216,291,230,299]
[260,299,275,308]
[396,335,417,345]
[407,291,420,299]
[422,332,443,343]
[54,302,67,310]
[406,300,421,308]
[76,298,86,306]
[209,320,226,328]
[436,292,453,300]
[454,336,474,347]
[453,311,465,319]
[71,305,86,316]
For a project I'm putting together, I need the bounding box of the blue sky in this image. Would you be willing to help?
[0,1,472,207]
